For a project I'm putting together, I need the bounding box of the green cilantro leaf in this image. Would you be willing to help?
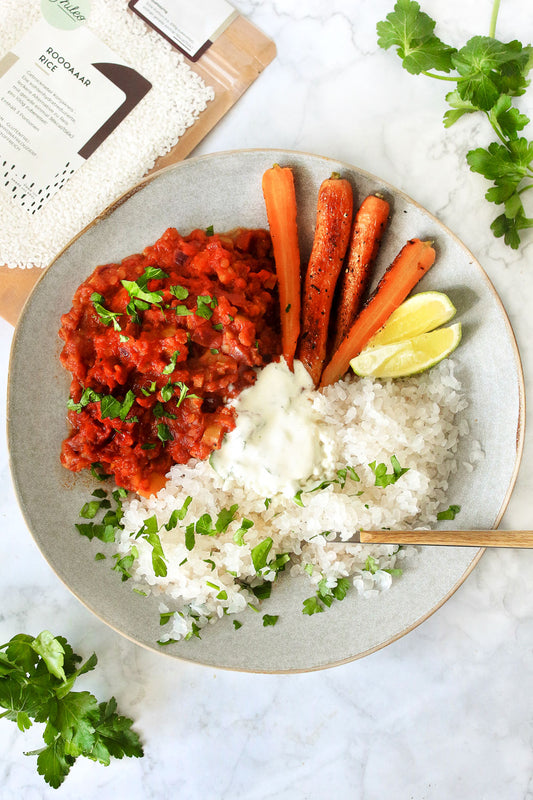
[262,614,279,627]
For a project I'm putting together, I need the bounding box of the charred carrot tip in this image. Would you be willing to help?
[321,236,436,387]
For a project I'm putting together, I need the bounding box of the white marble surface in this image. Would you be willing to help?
[2,0,533,797]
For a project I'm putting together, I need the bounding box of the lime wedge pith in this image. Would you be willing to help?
[350,323,462,378]
[368,291,457,347]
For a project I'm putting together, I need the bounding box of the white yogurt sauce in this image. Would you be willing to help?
[211,359,325,497]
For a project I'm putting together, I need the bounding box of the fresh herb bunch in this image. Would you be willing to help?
[0,631,143,788]
[377,0,533,248]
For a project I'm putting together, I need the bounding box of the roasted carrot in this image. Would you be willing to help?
[298,173,353,384]
[333,194,390,351]
[262,164,301,370]
[320,238,436,387]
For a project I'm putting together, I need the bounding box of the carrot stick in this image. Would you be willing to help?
[333,194,390,351]
[320,238,436,387]
[262,164,301,370]
[298,173,353,385]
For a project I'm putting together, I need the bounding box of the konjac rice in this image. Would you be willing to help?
[117,358,480,641]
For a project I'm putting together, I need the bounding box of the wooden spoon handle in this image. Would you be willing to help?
[359,530,533,548]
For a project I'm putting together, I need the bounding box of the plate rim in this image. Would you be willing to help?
[7,147,526,673]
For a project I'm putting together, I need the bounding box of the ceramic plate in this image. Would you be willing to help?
[7,149,525,672]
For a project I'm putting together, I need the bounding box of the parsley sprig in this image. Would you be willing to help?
[377,0,533,248]
[0,631,143,788]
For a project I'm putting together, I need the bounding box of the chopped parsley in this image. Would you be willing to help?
[169,284,189,300]
[67,387,103,413]
[262,614,279,627]
[99,390,137,422]
[195,294,218,320]
[251,582,272,600]
[369,455,409,487]
[302,596,324,616]
[437,504,461,520]
[233,518,254,546]
[91,292,122,331]
[90,462,112,481]
[302,577,351,615]
[251,537,273,572]
[162,350,180,375]
[157,422,174,442]
[165,496,193,530]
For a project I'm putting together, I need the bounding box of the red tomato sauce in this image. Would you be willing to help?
[59,227,280,495]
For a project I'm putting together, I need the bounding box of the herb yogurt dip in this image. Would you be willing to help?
[211,360,331,498]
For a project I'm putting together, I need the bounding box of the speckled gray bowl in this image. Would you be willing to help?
[7,149,525,673]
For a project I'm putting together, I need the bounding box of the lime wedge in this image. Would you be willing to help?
[350,323,462,378]
[368,291,456,347]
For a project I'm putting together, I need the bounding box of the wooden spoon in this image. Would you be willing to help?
[339,530,533,548]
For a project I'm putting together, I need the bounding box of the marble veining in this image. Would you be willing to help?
[2,0,533,797]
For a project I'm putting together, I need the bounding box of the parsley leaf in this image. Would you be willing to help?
[233,518,253,546]
[369,455,409,487]
[157,422,174,443]
[0,631,143,788]
[195,295,218,320]
[262,614,279,627]
[437,504,461,520]
[91,293,122,331]
[302,596,324,616]
[162,350,180,375]
[376,0,456,75]
[169,284,189,300]
[377,0,533,248]
[67,387,103,414]
[99,390,136,422]
[251,538,273,572]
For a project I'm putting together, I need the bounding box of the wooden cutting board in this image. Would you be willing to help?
[0,14,276,327]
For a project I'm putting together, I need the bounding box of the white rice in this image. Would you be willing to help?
[118,359,479,641]
[0,0,214,268]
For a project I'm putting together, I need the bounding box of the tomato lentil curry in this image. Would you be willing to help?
[59,227,280,496]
